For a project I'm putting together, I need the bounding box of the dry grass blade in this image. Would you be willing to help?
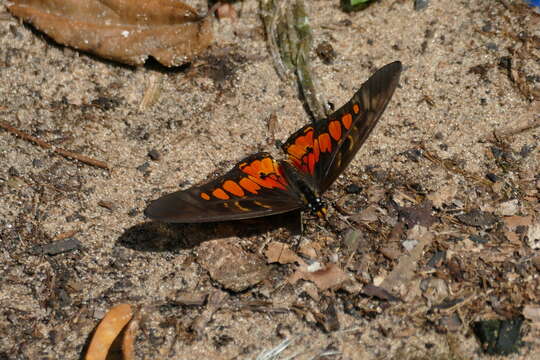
[7,0,213,66]
[260,0,328,121]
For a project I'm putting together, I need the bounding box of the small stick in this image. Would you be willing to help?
[484,118,540,142]
[0,120,109,169]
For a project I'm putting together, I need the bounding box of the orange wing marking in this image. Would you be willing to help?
[200,192,211,200]
[234,201,249,211]
[285,127,321,175]
[318,133,332,153]
[254,201,272,209]
[286,127,314,159]
[239,178,261,194]
[341,113,353,129]
[353,103,360,114]
[240,158,287,190]
[328,121,342,141]
[212,188,229,200]
[223,180,245,197]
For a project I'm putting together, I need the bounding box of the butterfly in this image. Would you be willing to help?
[145,61,402,223]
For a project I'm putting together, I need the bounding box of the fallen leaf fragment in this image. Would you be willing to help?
[8,0,213,66]
[362,284,400,302]
[523,305,540,324]
[85,303,133,360]
[503,215,533,230]
[527,222,540,249]
[264,242,302,264]
[381,226,434,293]
[288,263,349,290]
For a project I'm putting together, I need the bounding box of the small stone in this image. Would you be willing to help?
[490,146,503,159]
[32,159,43,168]
[414,0,429,11]
[519,144,534,158]
[127,208,138,217]
[470,234,489,244]
[315,41,336,65]
[8,166,19,177]
[457,210,498,228]
[136,162,150,172]
[198,239,269,292]
[345,184,361,194]
[497,199,519,216]
[486,173,499,182]
[31,238,83,256]
[148,149,161,161]
[472,318,523,355]
[402,239,418,251]
[498,56,512,71]
[486,42,498,51]
[403,149,423,162]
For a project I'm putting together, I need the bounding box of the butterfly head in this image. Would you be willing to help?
[308,197,327,218]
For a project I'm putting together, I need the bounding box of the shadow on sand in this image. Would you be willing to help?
[117,211,303,253]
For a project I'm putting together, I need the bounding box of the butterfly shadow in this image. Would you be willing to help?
[117,211,303,253]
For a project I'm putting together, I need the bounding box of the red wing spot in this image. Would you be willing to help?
[318,133,332,152]
[239,178,261,194]
[307,153,315,174]
[241,158,287,190]
[200,192,210,200]
[341,113,353,129]
[286,127,314,159]
[328,121,342,141]
[313,139,320,161]
[223,180,245,197]
[212,188,229,200]
[353,103,360,114]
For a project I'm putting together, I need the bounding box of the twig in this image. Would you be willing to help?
[0,120,109,169]
[484,117,540,142]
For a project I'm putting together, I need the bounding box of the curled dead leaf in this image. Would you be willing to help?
[85,303,133,360]
[264,241,302,265]
[8,0,213,66]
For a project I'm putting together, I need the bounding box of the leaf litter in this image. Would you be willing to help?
[7,0,213,66]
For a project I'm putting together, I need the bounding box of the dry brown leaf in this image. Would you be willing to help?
[503,216,533,228]
[288,263,349,290]
[8,0,213,66]
[350,205,379,223]
[264,241,302,265]
[85,303,133,360]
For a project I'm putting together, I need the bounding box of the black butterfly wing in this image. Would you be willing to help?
[282,61,402,193]
[144,153,303,223]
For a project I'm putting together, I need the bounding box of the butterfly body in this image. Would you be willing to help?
[145,61,402,223]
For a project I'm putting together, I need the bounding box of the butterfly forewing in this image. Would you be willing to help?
[145,153,303,223]
[283,61,402,192]
[146,62,401,223]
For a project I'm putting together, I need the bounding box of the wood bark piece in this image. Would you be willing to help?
[7,0,213,66]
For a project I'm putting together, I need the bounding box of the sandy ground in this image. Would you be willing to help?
[1,0,539,359]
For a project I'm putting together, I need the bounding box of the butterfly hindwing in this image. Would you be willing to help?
[283,61,402,192]
[144,153,303,223]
